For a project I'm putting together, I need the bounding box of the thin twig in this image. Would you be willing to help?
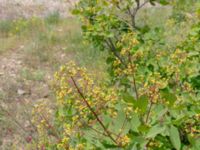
[88,125,108,137]
[133,73,139,100]
[128,53,139,100]
[19,99,38,133]
[133,0,149,16]
[145,102,153,124]
[39,113,61,141]
[105,38,126,66]
[129,0,149,29]
[0,105,37,142]
[116,115,128,141]
[70,76,119,146]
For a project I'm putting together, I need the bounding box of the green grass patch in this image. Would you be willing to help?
[20,68,45,81]
[45,11,60,24]
[0,16,107,81]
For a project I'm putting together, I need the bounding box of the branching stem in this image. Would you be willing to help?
[0,105,37,142]
[145,101,153,124]
[70,76,119,146]
[128,53,139,100]
[129,0,149,29]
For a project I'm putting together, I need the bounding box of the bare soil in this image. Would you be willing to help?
[0,0,77,19]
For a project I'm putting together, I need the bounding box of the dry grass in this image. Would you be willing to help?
[0,14,106,149]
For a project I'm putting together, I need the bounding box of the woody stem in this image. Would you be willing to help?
[70,76,119,146]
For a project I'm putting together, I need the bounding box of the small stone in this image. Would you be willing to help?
[17,89,26,95]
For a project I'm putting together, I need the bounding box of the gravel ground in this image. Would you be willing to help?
[0,0,77,19]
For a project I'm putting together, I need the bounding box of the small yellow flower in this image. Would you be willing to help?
[120,48,128,56]
[119,135,130,146]
[132,38,139,45]
[62,137,69,144]
[76,143,85,150]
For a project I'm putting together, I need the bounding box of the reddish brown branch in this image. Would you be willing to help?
[70,76,119,146]
[0,105,37,142]
[116,115,128,141]
[39,114,61,141]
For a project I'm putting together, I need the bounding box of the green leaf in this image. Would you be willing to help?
[138,124,150,133]
[146,125,166,138]
[161,90,177,107]
[150,0,169,5]
[122,92,135,104]
[71,9,80,15]
[131,114,141,132]
[188,134,196,146]
[112,111,128,133]
[188,134,200,149]
[150,0,156,5]
[158,0,169,5]
[106,57,114,64]
[101,140,118,148]
[190,75,200,90]
[193,139,200,150]
[169,125,181,150]
[135,95,149,113]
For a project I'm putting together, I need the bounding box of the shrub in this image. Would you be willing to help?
[31,0,200,149]
[0,20,13,37]
[45,11,60,25]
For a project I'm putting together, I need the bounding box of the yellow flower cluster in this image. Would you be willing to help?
[31,100,53,149]
[57,137,69,149]
[147,140,161,149]
[118,135,130,146]
[184,114,200,138]
[118,32,139,57]
[53,61,122,146]
[139,72,168,103]
[76,143,85,150]
[124,106,133,118]
[113,32,142,77]
[171,48,188,64]
[114,62,136,76]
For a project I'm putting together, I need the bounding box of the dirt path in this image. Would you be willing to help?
[0,45,24,101]
[0,43,52,149]
[0,47,23,79]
